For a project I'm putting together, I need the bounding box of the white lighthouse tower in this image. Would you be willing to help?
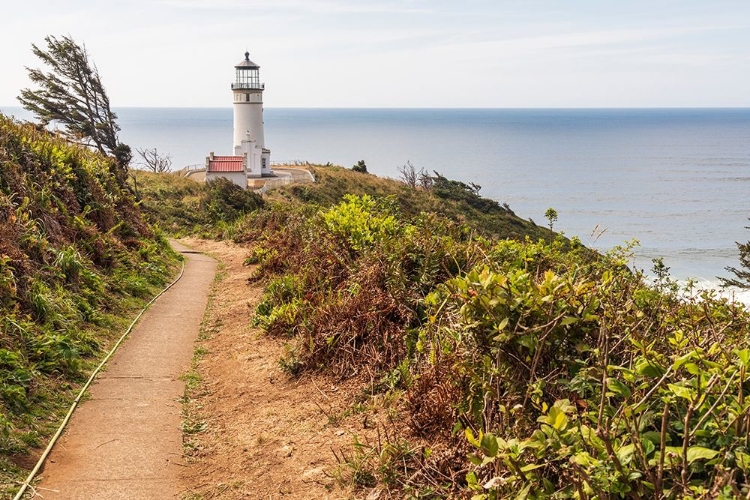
[231,51,271,177]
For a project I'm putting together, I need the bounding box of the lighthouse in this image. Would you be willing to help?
[206,51,272,187]
[231,51,271,177]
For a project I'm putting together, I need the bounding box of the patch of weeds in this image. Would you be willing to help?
[180,257,223,465]
[181,419,207,435]
[179,371,202,391]
[0,457,24,498]
[17,431,40,448]
[278,342,303,375]
[333,430,418,491]
[334,437,378,488]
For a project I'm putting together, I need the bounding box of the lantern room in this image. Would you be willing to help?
[232,52,263,90]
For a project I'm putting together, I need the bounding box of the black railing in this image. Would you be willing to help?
[231,83,265,90]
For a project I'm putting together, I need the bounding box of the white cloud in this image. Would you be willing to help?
[1,0,749,107]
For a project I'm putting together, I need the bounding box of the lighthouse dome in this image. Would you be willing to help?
[235,51,260,69]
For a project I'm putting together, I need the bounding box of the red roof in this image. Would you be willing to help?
[208,156,244,172]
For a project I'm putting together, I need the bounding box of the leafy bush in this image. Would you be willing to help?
[322,194,400,252]
[250,195,481,378]
[201,177,264,223]
[244,189,750,498]
[423,251,750,499]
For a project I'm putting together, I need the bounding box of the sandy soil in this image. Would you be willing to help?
[179,238,380,500]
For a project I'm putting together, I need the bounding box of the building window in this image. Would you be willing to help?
[246,94,250,102]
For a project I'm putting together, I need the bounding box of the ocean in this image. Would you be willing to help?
[3,106,750,288]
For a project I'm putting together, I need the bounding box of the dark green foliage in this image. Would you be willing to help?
[0,113,178,493]
[723,235,750,288]
[351,160,368,173]
[18,35,130,179]
[201,178,264,222]
[428,171,497,212]
[129,171,264,238]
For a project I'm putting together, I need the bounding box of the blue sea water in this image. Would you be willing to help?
[3,106,750,284]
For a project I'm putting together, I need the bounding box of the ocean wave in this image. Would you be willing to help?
[645,276,750,307]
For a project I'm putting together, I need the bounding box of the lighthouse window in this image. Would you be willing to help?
[235,68,261,89]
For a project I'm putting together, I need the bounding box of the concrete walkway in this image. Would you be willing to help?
[35,242,216,499]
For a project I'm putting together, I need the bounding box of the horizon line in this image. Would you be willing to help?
[3,105,750,111]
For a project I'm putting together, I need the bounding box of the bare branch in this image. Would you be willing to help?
[136,147,173,173]
[397,161,419,188]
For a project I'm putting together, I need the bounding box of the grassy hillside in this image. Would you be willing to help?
[130,163,550,244]
[0,114,179,494]
[267,165,551,241]
[129,170,264,236]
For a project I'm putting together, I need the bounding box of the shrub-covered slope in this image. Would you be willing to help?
[130,170,264,236]
[0,114,178,492]
[134,162,750,497]
[267,165,551,241]
[247,194,750,499]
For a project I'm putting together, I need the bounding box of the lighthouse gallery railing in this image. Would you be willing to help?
[231,83,265,90]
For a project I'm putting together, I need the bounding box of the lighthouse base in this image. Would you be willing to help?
[233,138,272,178]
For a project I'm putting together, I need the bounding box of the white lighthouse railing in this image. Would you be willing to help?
[231,83,265,90]
[179,164,206,177]
[257,169,315,194]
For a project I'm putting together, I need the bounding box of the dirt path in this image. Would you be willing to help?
[179,238,375,500]
[34,242,217,499]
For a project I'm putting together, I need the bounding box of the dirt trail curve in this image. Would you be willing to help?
[33,241,216,499]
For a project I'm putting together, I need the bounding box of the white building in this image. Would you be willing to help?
[206,51,272,187]
[204,152,246,188]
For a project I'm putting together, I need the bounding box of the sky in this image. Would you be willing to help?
[1,0,750,108]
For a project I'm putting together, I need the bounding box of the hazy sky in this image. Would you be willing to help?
[2,0,749,108]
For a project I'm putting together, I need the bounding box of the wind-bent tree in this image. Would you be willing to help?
[18,35,131,182]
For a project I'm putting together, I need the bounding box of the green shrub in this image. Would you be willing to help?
[322,194,400,252]
[421,252,750,498]
[351,160,368,173]
[243,190,750,497]
[201,178,264,223]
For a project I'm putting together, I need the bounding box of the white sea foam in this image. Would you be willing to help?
[683,280,750,307]
[650,277,750,308]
